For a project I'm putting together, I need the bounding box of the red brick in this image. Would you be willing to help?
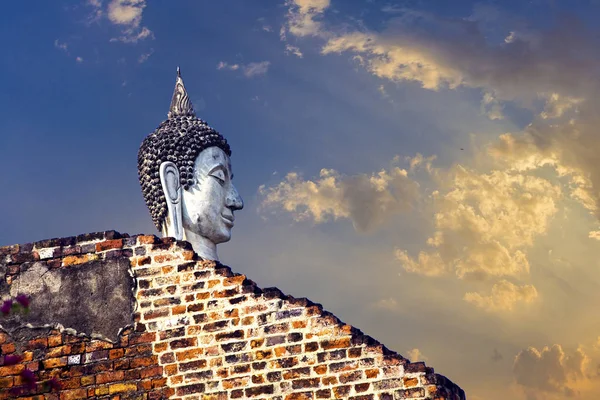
[321,338,351,350]
[109,349,124,359]
[96,239,123,252]
[130,357,155,368]
[1,343,15,354]
[96,371,124,384]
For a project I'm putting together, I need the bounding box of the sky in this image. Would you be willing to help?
[2,0,600,399]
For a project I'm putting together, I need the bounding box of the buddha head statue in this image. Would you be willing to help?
[137,68,243,261]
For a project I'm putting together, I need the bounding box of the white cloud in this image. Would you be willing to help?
[54,39,68,52]
[243,61,271,77]
[82,0,153,43]
[138,48,154,63]
[285,44,304,58]
[76,56,84,63]
[463,280,538,312]
[259,165,420,233]
[217,61,240,71]
[217,61,270,78]
[110,26,153,44]
[284,0,331,38]
[107,0,145,26]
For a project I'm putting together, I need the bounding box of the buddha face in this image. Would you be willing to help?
[181,147,243,244]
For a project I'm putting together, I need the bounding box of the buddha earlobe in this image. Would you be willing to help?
[159,161,184,240]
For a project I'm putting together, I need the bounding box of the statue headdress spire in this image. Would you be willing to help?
[168,66,195,118]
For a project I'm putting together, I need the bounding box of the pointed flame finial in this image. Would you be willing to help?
[168,66,195,119]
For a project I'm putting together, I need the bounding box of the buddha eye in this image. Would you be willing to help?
[210,169,226,185]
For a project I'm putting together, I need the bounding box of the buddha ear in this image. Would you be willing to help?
[159,161,184,240]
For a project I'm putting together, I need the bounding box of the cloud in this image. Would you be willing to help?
[589,231,600,241]
[85,0,104,24]
[286,1,600,242]
[540,93,583,120]
[372,297,398,311]
[513,344,590,398]
[481,91,504,120]
[217,61,240,71]
[109,26,153,44]
[257,17,273,33]
[138,48,153,63]
[319,10,598,107]
[396,161,562,281]
[243,61,271,77]
[285,44,304,58]
[75,56,84,63]
[406,348,428,362]
[463,280,538,312]
[486,116,600,232]
[302,6,600,240]
[54,39,68,52]
[259,165,420,233]
[322,31,464,91]
[217,61,271,78]
[85,0,153,43]
[107,0,144,26]
[284,0,331,38]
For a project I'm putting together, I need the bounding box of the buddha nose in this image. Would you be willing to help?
[226,184,244,211]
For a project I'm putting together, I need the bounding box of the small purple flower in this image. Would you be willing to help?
[47,377,61,391]
[0,299,13,315]
[3,354,23,366]
[15,294,30,308]
[9,387,24,396]
[20,368,37,389]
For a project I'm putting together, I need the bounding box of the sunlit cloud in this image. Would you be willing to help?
[371,297,398,311]
[87,0,154,43]
[284,0,331,38]
[406,348,428,363]
[481,91,504,120]
[396,162,561,282]
[259,165,420,233]
[540,93,583,120]
[463,280,538,312]
[513,344,591,399]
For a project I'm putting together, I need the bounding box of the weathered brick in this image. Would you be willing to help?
[245,384,274,397]
[109,382,138,394]
[60,388,87,400]
[96,371,124,384]
[170,337,197,350]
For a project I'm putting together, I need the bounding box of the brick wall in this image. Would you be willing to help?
[0,231,466,399]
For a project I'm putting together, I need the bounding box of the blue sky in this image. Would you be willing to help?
[4,1,600,399]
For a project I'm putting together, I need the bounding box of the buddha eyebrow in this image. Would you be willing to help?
[208,164,226,175]
[208,164,232,179]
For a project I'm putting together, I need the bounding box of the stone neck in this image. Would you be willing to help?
[182,230,219,261]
